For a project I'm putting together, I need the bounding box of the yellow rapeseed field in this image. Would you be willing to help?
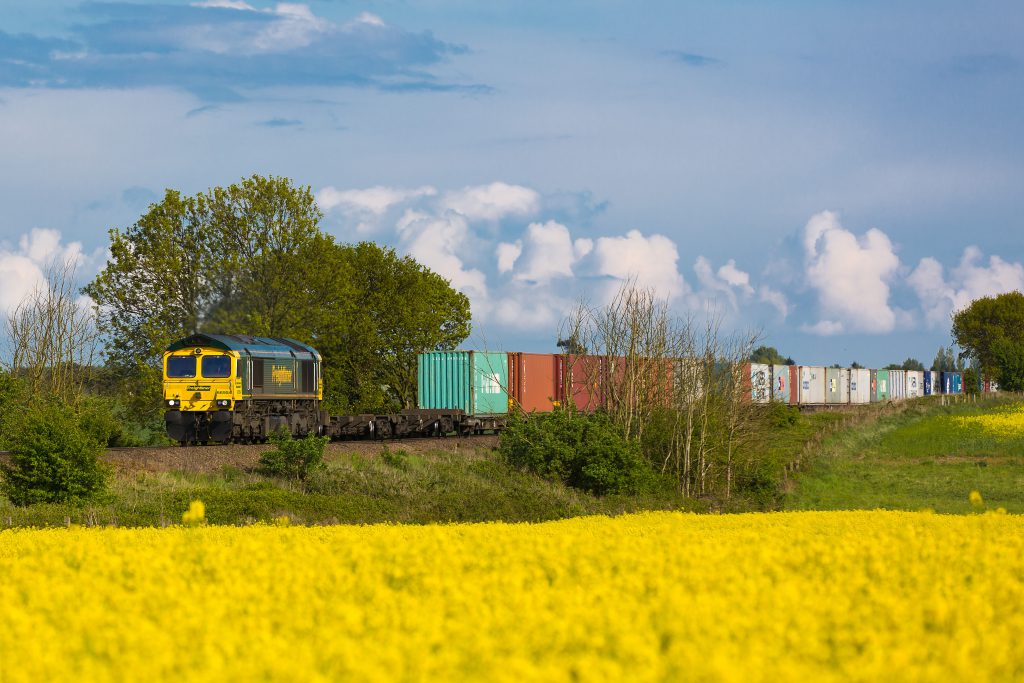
[955,402,1024,438]
[1,511,1022,682]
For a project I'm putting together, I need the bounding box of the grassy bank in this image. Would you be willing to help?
[785,395,1024,513]
[0,446,699,528]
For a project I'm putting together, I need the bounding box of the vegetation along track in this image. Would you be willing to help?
[0,434,500,475]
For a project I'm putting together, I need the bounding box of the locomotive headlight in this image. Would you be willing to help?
[166,399,177,407]
[216,399,230,407]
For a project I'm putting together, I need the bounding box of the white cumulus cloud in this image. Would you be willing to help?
[803,211,901,334]
[0,228,100,314]
[758,286,790,319]
[584,230,689,302]
[442,182,540,222]
[509,221,589,285]
[395,210,488,303]
[909,247,1024,327]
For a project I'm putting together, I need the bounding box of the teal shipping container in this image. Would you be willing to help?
[875,369,890,402]
[418,351,509,415]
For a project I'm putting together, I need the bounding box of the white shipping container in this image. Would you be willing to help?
[749,363,771,403]
[850,368,872,404]
[891,370,906,401]
[907,371,923,398]
[840,368,851,403]
[799,366,826,404]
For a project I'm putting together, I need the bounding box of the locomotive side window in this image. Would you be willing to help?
[252,359,265,389]
[167,356,196,378]
[301,360,315,393]
[202,355,231,378]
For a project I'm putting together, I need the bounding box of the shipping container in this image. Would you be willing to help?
[875,369,890,402]
[891,370,906,401]
[944,371,963,394]
[799,366,826,404]
[850,369,872,404]
[825,367,842,404]
[556,355,607,412]
[840,368,851,403]
[869,370,878,402]
[507,352,559,413]
[907,371,923,399]
[747,363,771,403]
[770,365,793,403]
[418,351,509,415]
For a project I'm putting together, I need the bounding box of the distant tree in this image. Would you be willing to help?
[557,335,587,355]
[830,363,842,369]
[884,364,901,370]
[750,345,790,365]
[900,358,926,372]
[850,361,864,369]
[931,346,959,373]
[952,292,1024,390]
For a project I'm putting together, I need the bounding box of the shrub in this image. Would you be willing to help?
[258,429,327,481]
[500,410,651,496]
[1,401,110,506]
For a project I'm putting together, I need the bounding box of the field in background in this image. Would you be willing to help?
[2,510,1021,682]
[787,397,1024,513]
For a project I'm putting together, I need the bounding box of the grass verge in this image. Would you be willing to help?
[785,395,1024,513]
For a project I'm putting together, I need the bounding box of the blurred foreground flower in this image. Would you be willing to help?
[182,500,206,525]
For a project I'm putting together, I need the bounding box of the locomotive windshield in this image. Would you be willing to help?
[167,356,196,378]
[202,355,231,378]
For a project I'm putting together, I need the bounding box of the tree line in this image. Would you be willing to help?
[83,175,471,417]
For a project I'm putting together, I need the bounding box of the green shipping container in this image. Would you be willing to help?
[418,351,509,415]
[875,369,890,402]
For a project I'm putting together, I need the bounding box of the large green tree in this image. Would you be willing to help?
[951,291,1024,390]
[85,175,471,414]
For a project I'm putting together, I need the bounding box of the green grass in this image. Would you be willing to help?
[785,396,1024,513]
[0,448,699,528]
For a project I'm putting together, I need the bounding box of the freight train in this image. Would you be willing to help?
[162,334,992,444]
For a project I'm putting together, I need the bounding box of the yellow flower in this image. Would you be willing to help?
[969,490,984,508]
[182,499,206,525]
[1,511,1022,681]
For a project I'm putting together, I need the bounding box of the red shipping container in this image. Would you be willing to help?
[507,352,560,413]
[555,355,607,412]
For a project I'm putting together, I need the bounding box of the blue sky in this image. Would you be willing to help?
[1,0,1022,367]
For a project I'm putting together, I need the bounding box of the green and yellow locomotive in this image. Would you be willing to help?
[163,334,323,445]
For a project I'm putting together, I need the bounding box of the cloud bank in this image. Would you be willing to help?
[0,2,483,99]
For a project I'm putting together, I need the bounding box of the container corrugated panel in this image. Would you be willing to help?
[825,367,841,404]
[891,370,905,401]
[508,352,559,413]
[799,366,826,404]
[876,369,890,401]
[850,369,871,404]
[940,371,953,394]
[418,351,509,415]
[770,365,792,403]
[749,363,771,403]
[839,368,851,403]
[556,355,606,412]
[907,371,923,398]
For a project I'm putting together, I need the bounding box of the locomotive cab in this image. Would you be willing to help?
[163,346,241,444]
[163,333,323,445]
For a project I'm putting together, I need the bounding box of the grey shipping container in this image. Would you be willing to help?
[825,367,842,404]
[799,366,826,404]
[850,369,871,404]
[907,371,923,398]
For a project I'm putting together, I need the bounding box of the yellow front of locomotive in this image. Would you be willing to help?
[163,346,243,443]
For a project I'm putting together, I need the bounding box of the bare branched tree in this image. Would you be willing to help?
[3,260,100,404]
[558,279,765,500]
